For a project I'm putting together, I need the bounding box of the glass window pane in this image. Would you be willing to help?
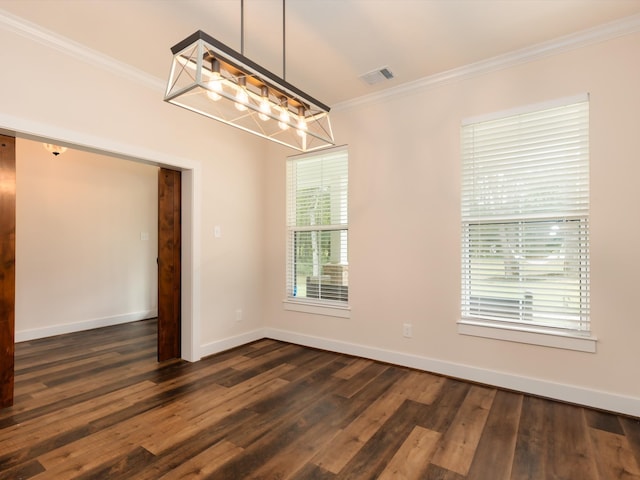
[292,230,348,302]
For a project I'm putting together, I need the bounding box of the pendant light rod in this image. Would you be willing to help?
[282,0,286,81]
[240,0,245,55]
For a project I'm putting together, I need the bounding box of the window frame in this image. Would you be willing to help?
[458,95,596,352]
[284,146,350,318]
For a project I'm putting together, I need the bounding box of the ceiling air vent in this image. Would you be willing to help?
[359,66,395,85]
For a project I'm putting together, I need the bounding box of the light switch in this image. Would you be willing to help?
[214,225,221,238]
[140,232,149,241]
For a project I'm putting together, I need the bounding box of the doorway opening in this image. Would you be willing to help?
[0,122,200,408]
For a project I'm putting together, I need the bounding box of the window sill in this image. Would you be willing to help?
[283,299,351,318]
[457,319,597,353]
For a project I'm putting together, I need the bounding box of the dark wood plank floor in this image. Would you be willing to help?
[1,319,639,479]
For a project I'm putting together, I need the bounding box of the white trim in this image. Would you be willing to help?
[457,321,597,353]
[15,310,157,342]
[283,300,351,318]
[334,14,640,111]
[263,328,640,418]
[199,329,267,359]
[0,9,164,91]
[181,169,202,362]
[0,111,202,362]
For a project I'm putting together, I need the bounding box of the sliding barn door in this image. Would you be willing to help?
[157,168,181,361]
[0,135,16,408]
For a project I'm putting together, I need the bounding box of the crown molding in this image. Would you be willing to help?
[334,13,640,111]
[0,8,165,91]
[1,8,639,112]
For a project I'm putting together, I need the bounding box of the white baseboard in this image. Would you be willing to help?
[199,329,267,359]
[24,317,637,416]
[15,310,158,342]
[262,327,640,418]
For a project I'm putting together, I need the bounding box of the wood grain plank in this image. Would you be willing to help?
[215,344,306,387]
[290,463,336,480]
[586,408,625,435]
[156,440,243,480]
[0,459,44,480]
[278,349,344,383]
[201,396,350,480]
[378,426,441,480]
[332,362,389,399]
[4,357,176,424]
[131,408,259,480]
[430,385,496,476]
[334,399,436,479]
[332,358,374,380]
[511,395,547,480]
[419,379,471,433]
[24,427,114,479]
[34,367,273,478]
[545,402,598,480]
[312,391,408,473]
[139,365,291,454]
[14,351,120,383]
[241,339,287,358]
[246,394,355,479]
[228,360,349,449]
[466,389,522,480]
[422,463,467,480]
[0,380,158,459]
[622,417,640,474]
[232,343,304,371]
[589,428,640,479]
[72,446,156,480]
[141,376,289,454]
[392,370,446,405]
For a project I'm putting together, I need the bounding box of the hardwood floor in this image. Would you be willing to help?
[1,319,639,479]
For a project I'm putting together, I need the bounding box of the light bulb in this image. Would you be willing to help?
[235,77,248,111]
[206,75,222,101]
[258,86,271,121]
[206,59,222,101]
[278,97,290,130]
[296,106,308,137]
[235,90,248,110]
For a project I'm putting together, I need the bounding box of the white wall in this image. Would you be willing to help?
[0,10,267,357]
[263,31,640,415]
[15,139,158,340]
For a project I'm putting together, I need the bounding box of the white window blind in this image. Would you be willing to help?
[461,98,590,334]
[287,147,348,304]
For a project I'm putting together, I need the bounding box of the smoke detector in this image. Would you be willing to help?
[359,66,395,85]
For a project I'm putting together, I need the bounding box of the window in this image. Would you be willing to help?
[460,97,591,347]
[286,147,348,309]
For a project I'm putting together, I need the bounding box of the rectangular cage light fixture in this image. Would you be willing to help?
[164,30,335,153]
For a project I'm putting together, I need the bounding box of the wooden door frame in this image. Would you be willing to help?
[157,168,181,361]
[0,135,16,408]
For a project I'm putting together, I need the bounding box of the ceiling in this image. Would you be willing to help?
[1,0,640,106]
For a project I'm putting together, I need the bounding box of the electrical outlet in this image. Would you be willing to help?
[235,309,243,322]
[403,323,412,338]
